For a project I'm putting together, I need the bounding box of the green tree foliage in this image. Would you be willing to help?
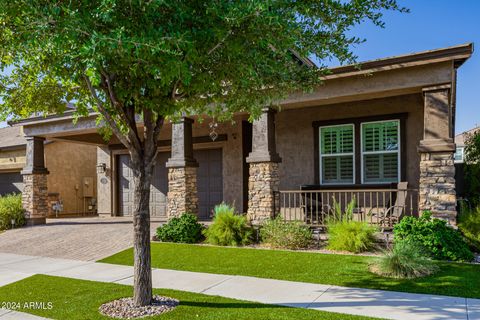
[0,0,406,306]
[464,130,480,205]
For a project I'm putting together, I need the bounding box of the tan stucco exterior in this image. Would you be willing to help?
[0,140,97,215]
[0,149,26,171]
[44,141,97,215]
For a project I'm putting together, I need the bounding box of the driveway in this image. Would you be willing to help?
[0,217,163,261]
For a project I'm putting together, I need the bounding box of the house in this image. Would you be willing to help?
[454,126,479,163]
[0,126,97,221]
[453,126,479,198]
[11,43,473,227]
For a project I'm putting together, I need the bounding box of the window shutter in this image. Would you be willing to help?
[320,125,354,184]
[362,120,399,183]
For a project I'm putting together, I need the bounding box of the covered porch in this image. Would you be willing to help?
[14,44,472,227]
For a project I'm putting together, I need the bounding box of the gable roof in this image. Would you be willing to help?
[0,126,26,150]
[455,126,480,147]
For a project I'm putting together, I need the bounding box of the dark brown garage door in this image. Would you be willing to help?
[118,148,223,219]
[0,172,23,196]
[117,152,169,217]
[196,148,223,220]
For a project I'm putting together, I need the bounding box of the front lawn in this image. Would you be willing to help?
[0,275,375,320]
[101,242,480,299]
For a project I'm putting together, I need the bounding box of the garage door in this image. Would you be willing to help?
[117,152,169,217]
[0,172,23,196]
[196,149,223,220]
[118,149,223,219]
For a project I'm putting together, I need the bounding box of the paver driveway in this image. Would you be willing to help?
[0,217,164,261]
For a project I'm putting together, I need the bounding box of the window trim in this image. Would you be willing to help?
[319,123,355,185]
[312,113,407,187]
[360,119,401,184]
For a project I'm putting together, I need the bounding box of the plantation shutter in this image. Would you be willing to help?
[362,121,399,183]
[320,125,354,184]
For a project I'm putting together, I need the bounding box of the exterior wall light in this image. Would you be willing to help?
[96,163,107,174]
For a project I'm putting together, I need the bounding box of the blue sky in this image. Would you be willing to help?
[322,0,479,134]
[1,1,478,133]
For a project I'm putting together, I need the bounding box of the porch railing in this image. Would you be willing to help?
[275,189,419,229]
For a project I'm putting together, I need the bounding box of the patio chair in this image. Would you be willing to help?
[368,182,408,230]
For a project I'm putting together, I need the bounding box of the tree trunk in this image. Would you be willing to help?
[132,157,154,306]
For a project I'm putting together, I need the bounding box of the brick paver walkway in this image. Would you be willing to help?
[0,217,163,261]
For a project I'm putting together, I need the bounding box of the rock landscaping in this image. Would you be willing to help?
[99,295,179,319]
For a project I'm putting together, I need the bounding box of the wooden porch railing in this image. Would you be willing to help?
[275,188,419,229]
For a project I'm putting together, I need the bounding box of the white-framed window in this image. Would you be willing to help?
[361,120,400,184]
[319,124,355,184]
[454,147,464,163]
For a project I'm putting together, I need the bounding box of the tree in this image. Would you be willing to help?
[464,129,480,205]
[0,0,406,306]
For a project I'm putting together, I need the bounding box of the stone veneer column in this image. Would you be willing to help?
[246,108,281,224]
[21,136,49,226]
[418,86,457,225]
[166,117,199,218]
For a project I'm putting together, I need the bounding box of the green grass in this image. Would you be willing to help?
[100,242,480,299]
[0,275,375,320]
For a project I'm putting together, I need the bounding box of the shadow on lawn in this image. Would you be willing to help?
[179,301,285,309]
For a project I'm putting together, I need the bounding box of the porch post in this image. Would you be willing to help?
[166,117,199,218]
[418,85,457,225]
[246,108,281,225]
[21,136,49,226]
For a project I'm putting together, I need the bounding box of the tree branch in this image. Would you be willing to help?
[83,75,135,155]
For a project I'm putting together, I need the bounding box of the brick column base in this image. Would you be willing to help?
[167,167,198,218]
[247,162,279,225]
[419,152,457,225]
[22,173,48,226]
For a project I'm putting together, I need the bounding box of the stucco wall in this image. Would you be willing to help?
[96,146,112,215]
[0,149,25,171]
[276,93,424,190]
[45,141,97,214]
[99,94,425,215]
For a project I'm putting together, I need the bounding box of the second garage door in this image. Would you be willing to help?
[118,148,223,219]
[0,172,23,196]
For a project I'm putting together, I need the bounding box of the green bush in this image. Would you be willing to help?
[371,241,438,279]
[203,203,252,246]
[156,213,204,243]
[0,194,25,230]
[394,211,473,262]
[260,217,312,249]
[458,204,480,252]
[327,220,377,253]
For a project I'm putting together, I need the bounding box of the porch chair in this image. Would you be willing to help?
[368,182,408,230]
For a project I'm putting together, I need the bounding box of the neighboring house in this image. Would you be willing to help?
[0,126,98,220]
[454,126,479,163]
[454,126,479,198]
[11,43,473,227]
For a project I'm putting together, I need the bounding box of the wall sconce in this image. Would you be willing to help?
[96,163,107,174]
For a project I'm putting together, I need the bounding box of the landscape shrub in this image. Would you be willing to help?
[156,213,203,243]
[394,211,473,262]
[327,220,377,253]
[371,240,438,279]
[260,217,312,249]
[0,194,25,230]
[203,203,252,246]
[458,203,480,252]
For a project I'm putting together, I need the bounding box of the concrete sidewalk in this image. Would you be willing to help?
[0,253,478,320]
